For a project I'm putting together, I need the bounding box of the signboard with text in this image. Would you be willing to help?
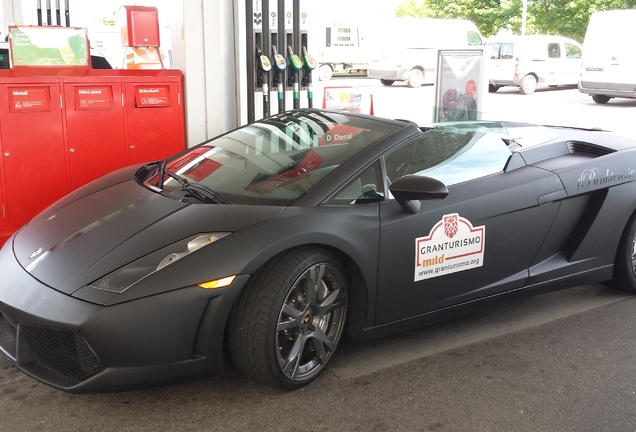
[134,86,171,107]
[9,88,52,112]
[74,87,114,110]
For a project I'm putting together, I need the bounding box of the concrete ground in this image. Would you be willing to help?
[1,284,635,432]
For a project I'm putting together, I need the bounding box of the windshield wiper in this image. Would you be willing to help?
[167,170,227,204]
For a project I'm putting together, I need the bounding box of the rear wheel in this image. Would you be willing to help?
[592,95,611,104]
[613,212,636,293]
[488,84,500,93]
[380,79,395,86]
[407,69,424,88]
[519,75,537,95]
[229,247,348,389]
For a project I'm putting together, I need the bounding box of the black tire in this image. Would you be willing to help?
[488,84,500,93]
[613,212,636,293]
[229,247,348,389]
[380,79,394,86]
[592,95,611,104]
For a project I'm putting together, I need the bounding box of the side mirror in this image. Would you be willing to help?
[389,175,449,214]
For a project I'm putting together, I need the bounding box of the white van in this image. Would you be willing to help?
[367,18,484,88]
[579,10,636,104]
[488,35,582,94]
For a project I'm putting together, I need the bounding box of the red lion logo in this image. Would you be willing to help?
[444,214,458,238]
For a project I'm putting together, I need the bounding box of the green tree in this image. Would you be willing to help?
[396,0,636,41]
[396,0,517,37]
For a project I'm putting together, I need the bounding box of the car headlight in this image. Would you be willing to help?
[88,233,230,293]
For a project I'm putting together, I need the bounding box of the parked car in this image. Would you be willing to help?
[1,109,636,393]
[488,35,582,94]
[579,10,636,104]
[368,18,484,88]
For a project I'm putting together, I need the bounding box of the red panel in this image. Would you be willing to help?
[64,82,127,190]
[120,6,160,47]
[125,81,185,165]
[0,83,69,229]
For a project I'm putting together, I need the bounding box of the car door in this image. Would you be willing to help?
[375,130,565,325]
[544,41,563,85]
[488,42,516,82]
[563,42,583,84]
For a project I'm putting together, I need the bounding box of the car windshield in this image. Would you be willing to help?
[144,111,404,205]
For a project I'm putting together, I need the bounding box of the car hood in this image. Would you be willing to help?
[12,179,283,295]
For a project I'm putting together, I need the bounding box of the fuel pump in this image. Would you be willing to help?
[256,46,272,118]
[245,0,308,120]
[287,45,303,109]
[271,45,287,113]
[302,46,316,108]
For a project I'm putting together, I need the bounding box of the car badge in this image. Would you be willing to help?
[29,248,44,260]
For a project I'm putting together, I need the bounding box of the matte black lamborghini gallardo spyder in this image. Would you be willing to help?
[1,109,636,393]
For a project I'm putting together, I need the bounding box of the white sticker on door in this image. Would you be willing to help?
[415,213,485,281]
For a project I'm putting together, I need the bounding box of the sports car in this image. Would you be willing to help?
[1,109,636,393]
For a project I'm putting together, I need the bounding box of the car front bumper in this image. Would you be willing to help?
[0,235,247,393]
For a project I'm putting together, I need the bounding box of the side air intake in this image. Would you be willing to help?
[567,141,614,157]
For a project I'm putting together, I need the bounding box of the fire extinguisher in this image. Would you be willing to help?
[271,45,287,113]
[302,46,316,108]
[287,45,303,109]
[256,46,272,118]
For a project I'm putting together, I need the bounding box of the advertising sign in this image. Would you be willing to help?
[415,213,485,282]
[322,86,373,114]
[434,49,486,123]
[9,26,90,68]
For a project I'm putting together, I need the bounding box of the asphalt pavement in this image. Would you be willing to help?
[1,284,636,431]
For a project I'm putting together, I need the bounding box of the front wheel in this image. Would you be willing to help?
[612,213,636,293]
[229,247,348,389]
